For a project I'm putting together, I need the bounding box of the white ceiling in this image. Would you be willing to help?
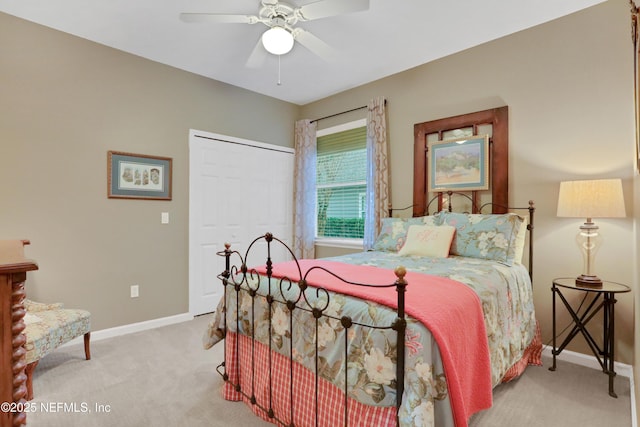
[0,0,605,105]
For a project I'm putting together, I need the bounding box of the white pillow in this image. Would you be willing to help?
[398,225,456,258]
[513,219,528,264]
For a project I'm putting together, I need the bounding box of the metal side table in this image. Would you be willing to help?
[549,277,630,398]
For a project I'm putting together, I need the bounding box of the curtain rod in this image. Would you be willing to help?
[310,105,366,123]
[310,99,387,123]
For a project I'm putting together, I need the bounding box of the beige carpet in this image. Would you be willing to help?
[26,314,631,426]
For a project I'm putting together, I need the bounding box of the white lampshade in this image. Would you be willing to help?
[261,27,294,55]
[557,179,625,220]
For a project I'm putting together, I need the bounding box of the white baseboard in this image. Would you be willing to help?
[542,345,636,427]
[59,312,193,348]
[632,370,638,427]
[542,345,632,378]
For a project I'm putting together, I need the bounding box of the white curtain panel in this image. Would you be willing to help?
[292,119,317,259]
[364,97,389,250]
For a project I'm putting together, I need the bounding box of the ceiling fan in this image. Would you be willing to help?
[180,0,370,67]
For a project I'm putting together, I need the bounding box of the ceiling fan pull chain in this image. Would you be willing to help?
[277,54,282,86]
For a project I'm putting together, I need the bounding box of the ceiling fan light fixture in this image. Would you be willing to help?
[262,26,294,55]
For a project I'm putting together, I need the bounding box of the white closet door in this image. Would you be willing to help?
[189,130,294,316]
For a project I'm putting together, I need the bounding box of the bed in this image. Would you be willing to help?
[203,107,542,426]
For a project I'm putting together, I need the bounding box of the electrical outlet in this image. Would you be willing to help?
[130,285,139,298]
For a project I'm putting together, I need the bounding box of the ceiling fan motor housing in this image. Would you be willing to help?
[259,1,298,28]
[270,15,288,29]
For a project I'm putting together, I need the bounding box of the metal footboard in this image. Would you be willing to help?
[215,233,407,426]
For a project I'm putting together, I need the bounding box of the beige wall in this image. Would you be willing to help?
[0,13,298,330]
[302,0,637,371]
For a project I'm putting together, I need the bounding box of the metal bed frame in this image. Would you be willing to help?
[215,198,535,426]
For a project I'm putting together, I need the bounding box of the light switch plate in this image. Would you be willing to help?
[161,212,169,224]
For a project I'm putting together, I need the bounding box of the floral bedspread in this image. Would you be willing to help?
[203,251,538,426]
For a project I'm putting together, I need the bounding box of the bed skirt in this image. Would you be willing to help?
[222,332,397,427]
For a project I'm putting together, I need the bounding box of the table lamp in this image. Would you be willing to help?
[556,179,625,287]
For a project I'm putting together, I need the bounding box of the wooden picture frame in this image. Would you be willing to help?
[413,106,509,215]
[107,151,172,200]
[427,134,490,192]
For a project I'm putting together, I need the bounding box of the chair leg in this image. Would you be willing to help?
[25,361,38,401]
[84,332,91,360]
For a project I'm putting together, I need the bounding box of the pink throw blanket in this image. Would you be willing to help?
[255,259,492,427]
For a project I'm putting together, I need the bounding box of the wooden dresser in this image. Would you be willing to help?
[0,241,37,427]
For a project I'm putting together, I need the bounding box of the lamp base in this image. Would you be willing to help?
[576,275,603,288]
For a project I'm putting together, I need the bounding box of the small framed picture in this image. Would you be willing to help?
[427,135,490,192]
[107,151,172,200]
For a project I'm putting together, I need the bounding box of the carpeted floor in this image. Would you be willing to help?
[26,314,632,426]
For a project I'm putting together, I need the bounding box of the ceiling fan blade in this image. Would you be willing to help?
[179,13,255,24]
[245,39,268,68]
[293,29,334,61]
[298,0,369,21]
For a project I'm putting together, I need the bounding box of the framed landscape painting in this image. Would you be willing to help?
[427,135,489,192]
[108,151,172,200]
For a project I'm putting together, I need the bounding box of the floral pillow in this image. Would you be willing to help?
[440,212,525,266]
[372,214,442,252]
[398,225,456,258]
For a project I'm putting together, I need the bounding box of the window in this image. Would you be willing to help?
[316,120,367,240]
